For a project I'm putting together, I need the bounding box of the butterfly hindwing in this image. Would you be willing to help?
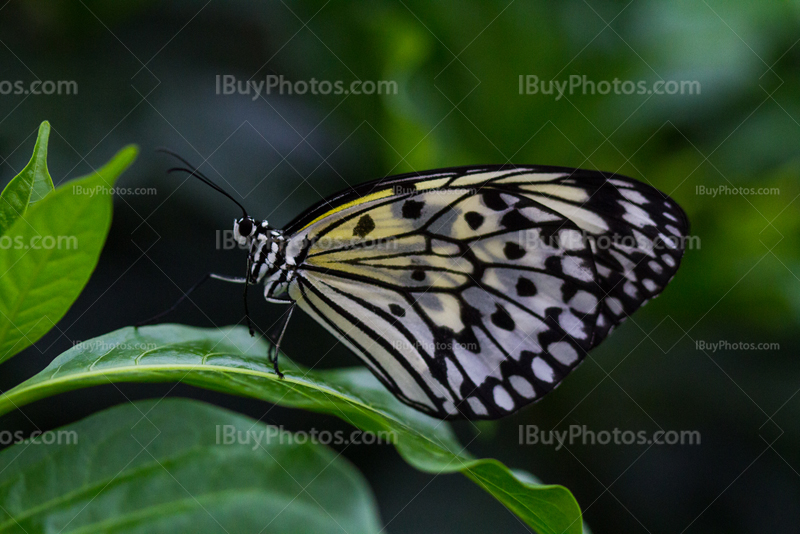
[280,165,688,419]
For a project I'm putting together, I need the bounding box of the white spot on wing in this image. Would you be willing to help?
[620,200,656,229]
[532,357,555,382]
[493,385,515,411]
[569,291,598,313]
[648,260,663,274]
[624,281,638,298]
[606,297,624,315]
[620,188,649,205]
[509,376,536,398]
[520,206,562,223]
[562,256,594,282]
[559,229,584,251]
[467,396,488,416]
[610,179,634,188]
[445,358,464,392]
[549,342,579,366]
[659,233,679,249]
[559,311,588,340]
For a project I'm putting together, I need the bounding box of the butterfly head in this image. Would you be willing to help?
[233,216,259,246]
[233,217,288,286]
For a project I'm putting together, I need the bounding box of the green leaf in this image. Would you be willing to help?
[0,121,55,235]
[0,325,583,534]
[0,145,138,364]
[0,398,382,533]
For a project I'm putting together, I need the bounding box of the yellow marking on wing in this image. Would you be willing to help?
[299,188,396,232]
[313,188,466,243]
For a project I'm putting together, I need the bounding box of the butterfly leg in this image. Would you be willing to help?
[136,273,246,327]
[268,303,295,379]
[243,255,255,336]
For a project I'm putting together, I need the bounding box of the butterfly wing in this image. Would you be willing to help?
[281,165,688,419]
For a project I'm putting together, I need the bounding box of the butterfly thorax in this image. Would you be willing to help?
[234,219,296,303]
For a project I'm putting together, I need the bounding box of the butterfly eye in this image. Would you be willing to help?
[237,218,254,237]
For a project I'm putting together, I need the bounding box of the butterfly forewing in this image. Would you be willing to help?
[280,165,688,419]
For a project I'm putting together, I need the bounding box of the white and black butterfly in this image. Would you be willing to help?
[144,152,688,420]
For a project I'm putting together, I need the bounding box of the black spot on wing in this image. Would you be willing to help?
[411,269,426,281]
[560,281,579,303]
[455,316,481,353]
[500,210,530,230]
[491,304,515,331]
[352,214,375,238]
[516,276,537,297]
[503,241,526,260]
[389,303,406,317]
[464,211,485,230]
[482,190,508,211]
[401,199,425,219]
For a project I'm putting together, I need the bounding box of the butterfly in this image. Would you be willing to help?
[143,151,689,420]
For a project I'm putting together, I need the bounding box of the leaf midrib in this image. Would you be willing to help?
[6,363,395,421]
[1,362,457,460]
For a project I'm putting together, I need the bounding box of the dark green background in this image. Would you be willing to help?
[1,1,798,532]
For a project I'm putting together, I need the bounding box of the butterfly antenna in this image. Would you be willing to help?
[156,148,249,218]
